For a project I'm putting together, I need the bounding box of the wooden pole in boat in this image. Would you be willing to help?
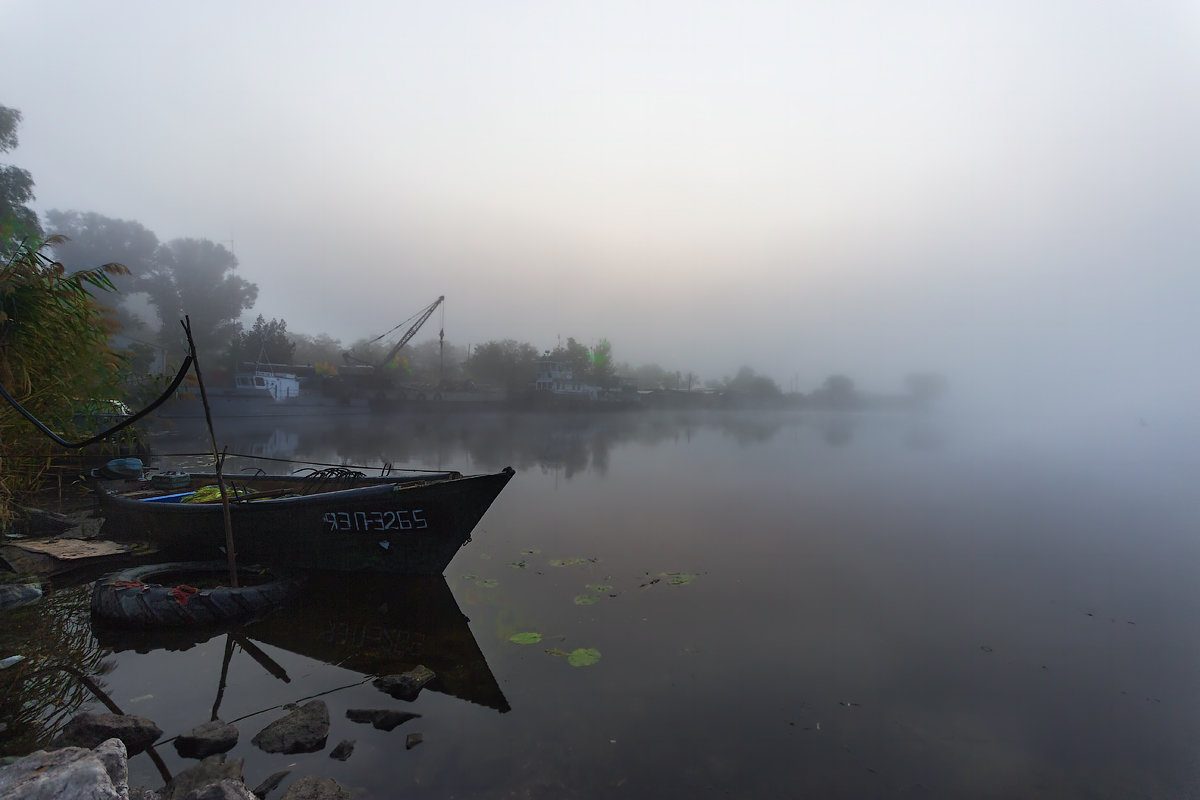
[181,316,239,588]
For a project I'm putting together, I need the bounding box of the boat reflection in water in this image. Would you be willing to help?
[92,571,509,713]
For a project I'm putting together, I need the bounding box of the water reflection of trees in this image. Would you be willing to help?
[0,586,115,755]
[162,409,942,477]
[177,411,801,477]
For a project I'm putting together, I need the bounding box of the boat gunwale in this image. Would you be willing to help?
[96,468,513,513]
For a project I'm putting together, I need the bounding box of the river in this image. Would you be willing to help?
[2,408,1198,798]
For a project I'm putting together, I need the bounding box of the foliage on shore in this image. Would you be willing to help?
[0,236,127,527]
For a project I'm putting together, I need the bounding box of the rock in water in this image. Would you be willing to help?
[328,740,355,761]
[252,701,330,754]
[251,770,291,799]
[344,709,421,731]
[372,665,436,700]
[53,712,162,756]
[175,719,240,758]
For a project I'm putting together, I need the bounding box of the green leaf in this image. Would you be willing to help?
[573,594,598,605]
[668,573,698,586]
[549,557,588,567]
[567,648,602,667]
[544,648,570,657]
[586,584,613,594]
[509,632,543,645]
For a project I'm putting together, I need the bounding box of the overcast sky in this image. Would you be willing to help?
[3,1,1198,416]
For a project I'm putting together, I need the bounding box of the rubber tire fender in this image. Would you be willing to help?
[90,561,297,629]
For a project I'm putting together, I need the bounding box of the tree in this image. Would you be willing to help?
[45,210,160,337]
[590,339,615,386]
[291,332,344,374]
[904,372,947,410]
[0,105,41,244]
[810,374,860,410]
[138,237,257,363]
[724,366,783,400]
[0,237,128,525]
[230,315,295,368]
[467,339,539,390]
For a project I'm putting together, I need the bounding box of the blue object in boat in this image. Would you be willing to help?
[100,458,143,480]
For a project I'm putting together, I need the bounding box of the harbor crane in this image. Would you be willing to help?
[343,295,445,371]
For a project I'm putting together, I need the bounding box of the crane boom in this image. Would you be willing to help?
[376,295,444,370]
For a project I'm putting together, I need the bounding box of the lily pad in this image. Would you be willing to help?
[586,584,613,594]
[573,594,599,606]
[668,573,697,586]
[508,560,527,569]
[549,557,589,567]
[509,632,543,645]
[461,573,478,581]
[476,578,499,589]
[567,648,602,667]
[544,648,570,657]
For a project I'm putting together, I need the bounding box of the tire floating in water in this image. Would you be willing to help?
[90,562,297,629]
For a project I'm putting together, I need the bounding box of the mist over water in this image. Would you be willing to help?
[22,408,1185,798]
[2,3,1198,793]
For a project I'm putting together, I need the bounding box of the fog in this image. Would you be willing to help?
[4,1,1198,428]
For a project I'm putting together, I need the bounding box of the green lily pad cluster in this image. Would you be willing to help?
[573,583,617,605]
[461,573,499,589]
[509,633,601,667]
[509,632,543,645]
[549,557,591,567]
[545,646,602,667]
[640,571,700,588]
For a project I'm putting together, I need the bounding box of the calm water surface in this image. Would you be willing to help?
[3,409,1198,798]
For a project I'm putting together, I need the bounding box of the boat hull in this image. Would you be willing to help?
[96,468,515,574]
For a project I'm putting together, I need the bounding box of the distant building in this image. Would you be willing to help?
[534,360,600,401]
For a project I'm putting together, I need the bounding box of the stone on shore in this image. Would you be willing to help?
[372,665,436,700]
[174,720,239,759]
[176,778,256,800]
[280,775,351,800]
[249,770,290,799]
[0,582,42,611]
[0,737,128,800]
[251,701,329,754]
[53,712,162,756]
[160,754,243,800]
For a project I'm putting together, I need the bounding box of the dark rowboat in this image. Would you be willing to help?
[94,467,515,574]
